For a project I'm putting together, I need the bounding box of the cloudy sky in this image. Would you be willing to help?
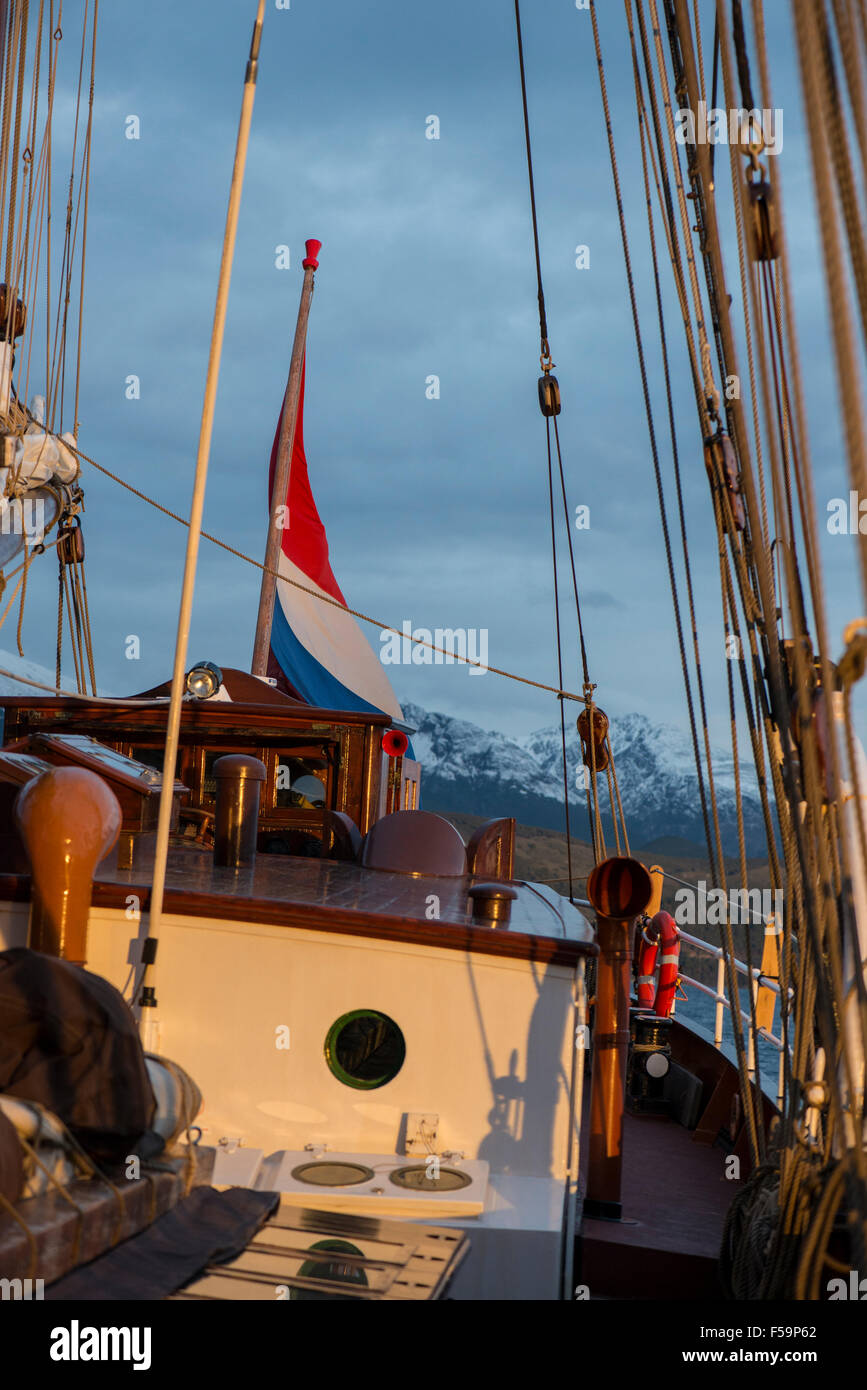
[10,0,865,746]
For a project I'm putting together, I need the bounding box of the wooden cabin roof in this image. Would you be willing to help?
[0,677,591,964]
[0,693,393,735]
[86,848,597,967]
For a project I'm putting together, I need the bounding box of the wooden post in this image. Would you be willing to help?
[754,914,781,1034]
[645,863,664,917]
[250,240,321,677]
[584,856,652,1220]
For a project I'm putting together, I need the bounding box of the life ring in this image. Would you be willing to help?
[636,910,680,1018]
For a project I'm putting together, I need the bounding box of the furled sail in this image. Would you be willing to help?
[0,397,79,567]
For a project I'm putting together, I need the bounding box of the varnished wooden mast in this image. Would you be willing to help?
[250,240,320,677]
[138,0,266,1047]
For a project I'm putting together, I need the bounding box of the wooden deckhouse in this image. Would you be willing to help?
[0,668,423,867]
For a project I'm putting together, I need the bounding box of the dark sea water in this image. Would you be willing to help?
[675,982,784,1097]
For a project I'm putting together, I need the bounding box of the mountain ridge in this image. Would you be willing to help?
[403,700,768,856]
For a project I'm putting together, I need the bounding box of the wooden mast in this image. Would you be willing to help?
[137,0,266,1048]
[250,239,321,677]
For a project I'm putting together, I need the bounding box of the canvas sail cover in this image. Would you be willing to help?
[267,359,404,722]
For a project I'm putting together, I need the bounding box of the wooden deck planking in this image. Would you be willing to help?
[579,1104,732,1298]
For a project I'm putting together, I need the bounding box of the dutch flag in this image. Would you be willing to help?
[266,357,405,724]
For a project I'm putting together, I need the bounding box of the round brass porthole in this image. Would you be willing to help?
[324,1009,406,1090]
[389,1165,472,1193]
[290,1161,375,1187]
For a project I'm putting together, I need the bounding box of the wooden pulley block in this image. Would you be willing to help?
[58,522,85,565]
[746,178,779,261]
[538,373,561,417]
[789,681,836,802]
[704,429,745,531]
[0,284,26,340]
[577,703,609,773]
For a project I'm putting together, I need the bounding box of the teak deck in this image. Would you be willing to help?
[579,1107,730,1299]
[575,1016,771,1299]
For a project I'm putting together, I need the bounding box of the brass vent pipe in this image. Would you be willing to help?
[584,856,652,1221]
[213,754,266,869]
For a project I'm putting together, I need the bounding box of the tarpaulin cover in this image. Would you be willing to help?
[0,947,157,1163]
[46,1185,280,1300]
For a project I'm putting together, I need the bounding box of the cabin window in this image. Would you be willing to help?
[324,1009,406,1090]
[402,776,418,810]
[128,746,181,779]
[199,748,268,803]
[274,754,330,810]
[201,750,222,802]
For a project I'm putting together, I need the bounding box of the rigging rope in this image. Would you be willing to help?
[597,0,867,1197]
[649,0,867,1293]
[69,439,587,700]
[629,2,724,889]
[513,0,550,367]
[514,0,614,876]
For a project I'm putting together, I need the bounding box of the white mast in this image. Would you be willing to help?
[137,0,267,1047]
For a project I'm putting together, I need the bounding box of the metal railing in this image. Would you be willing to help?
[673,929,788,1106]
[572,888,789,1105]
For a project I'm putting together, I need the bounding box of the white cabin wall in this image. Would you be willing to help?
[85,908,580,1182]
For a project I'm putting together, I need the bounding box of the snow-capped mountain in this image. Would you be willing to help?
[403,701,768,856]
[0,645,768,855]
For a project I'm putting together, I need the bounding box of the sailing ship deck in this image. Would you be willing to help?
[579,1105,730,1299]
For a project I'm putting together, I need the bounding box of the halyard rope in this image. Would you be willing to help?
[64,441,584,700]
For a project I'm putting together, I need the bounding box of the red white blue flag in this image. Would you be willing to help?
[267,358,404,722]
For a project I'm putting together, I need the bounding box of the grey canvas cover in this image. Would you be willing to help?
[0,947,157,1163]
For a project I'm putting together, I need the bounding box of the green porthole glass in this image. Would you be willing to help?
[290,1239,368,1301]
[324,1009,406,1090]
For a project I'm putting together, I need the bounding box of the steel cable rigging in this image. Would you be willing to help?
[0,2,98,691]
[513,0,630,884]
